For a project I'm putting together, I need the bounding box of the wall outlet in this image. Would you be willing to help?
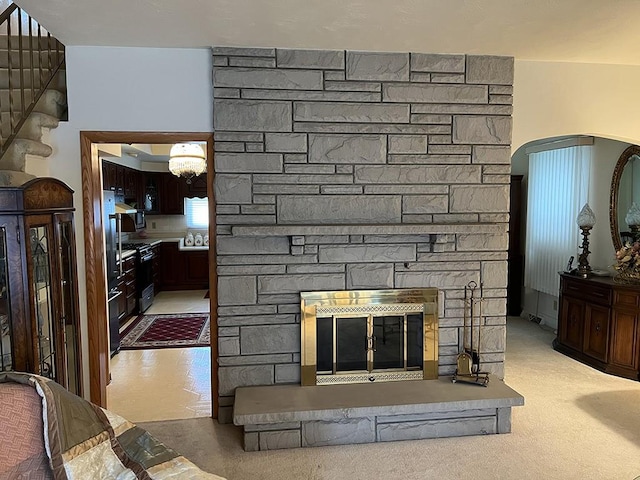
[151,221,156,229]
[553,300,558,311]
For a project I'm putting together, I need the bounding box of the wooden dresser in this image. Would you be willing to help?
[555,273,640,381]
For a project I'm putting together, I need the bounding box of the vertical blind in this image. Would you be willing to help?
[524,146,592,296]
[184,197,209,228]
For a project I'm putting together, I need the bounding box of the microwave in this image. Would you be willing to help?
[118,210,146,232]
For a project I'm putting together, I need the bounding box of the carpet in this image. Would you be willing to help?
[120,313,210,350]
[138,318,640,480]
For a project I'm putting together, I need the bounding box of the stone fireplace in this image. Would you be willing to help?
[213,46,514,426]
[300,288,438,385]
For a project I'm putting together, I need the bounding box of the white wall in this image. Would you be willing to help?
[512,60,640,152]
[38,46,212,396]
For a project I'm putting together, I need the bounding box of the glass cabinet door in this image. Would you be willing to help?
[54,213,81,396]
[29,223,58,383]
[0,226,11,372]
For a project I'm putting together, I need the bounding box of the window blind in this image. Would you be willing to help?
[184,197,209,229]
[524,146,591,296]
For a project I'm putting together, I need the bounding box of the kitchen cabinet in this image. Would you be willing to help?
[115,254,137,323]
[144,172,208,215]
[143,173,161,214]
[102,161,118,193]
[124,169,143,208]
[0,178,82,395]
[160,173,184,215]
[185,173,208,198]
[152,244,161,294]
[115,276,127,322]
[555,273,640,381]
[102,160,140,202]
[159,241,209,290]
[123,255,137,317]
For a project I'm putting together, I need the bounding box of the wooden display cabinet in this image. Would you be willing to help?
[555,273,640,381]
[0,178,82,395]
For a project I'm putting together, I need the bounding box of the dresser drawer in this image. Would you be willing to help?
[563,277,611,305]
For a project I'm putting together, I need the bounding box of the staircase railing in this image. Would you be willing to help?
[0,3,65,158]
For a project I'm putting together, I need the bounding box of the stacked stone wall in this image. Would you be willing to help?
[213,47,514,423]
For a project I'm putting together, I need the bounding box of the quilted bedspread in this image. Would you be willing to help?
[0,372,226,480]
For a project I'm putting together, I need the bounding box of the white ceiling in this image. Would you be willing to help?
[12,0,640,66]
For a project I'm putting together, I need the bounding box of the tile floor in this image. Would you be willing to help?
[107,290,213,422]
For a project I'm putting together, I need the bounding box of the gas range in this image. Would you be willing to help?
[121,242,153,255]
[119,241,155,313]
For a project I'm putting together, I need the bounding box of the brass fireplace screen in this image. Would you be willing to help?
[300,288,439,386]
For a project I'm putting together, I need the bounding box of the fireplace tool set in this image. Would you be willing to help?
[452,280,490,387]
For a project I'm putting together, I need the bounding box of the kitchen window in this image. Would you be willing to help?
[185,197,209,228]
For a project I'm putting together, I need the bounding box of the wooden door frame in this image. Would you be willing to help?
[79,131,217,417]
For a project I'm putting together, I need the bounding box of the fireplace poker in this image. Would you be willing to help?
[452,281,489,387]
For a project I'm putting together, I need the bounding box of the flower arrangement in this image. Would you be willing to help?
[614,241,640,280]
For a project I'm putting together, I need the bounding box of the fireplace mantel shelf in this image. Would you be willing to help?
[231,223,506,237]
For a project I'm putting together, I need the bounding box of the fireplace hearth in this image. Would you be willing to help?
[301,288,438,386]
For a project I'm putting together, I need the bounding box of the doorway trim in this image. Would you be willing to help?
[79,131,217,416]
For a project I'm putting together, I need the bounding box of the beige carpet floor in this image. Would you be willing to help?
[140,317,640,480]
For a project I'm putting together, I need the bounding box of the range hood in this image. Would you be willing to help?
[115,203,137,214]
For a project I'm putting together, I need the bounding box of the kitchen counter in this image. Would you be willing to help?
[116,249,136,262]
[127,235,209,250]
[178,238,209,251]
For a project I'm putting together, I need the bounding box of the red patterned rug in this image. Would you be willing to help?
[119,313,210,350]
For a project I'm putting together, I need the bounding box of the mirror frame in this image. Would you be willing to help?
[610,144,640,251]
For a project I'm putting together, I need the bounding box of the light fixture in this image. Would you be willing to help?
[168,143,206,184]
[576,203,596,277]
[625,202,640,242]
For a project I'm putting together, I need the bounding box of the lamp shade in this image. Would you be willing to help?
[625,202,640,227]
[168,143,206,183]
[576,203,596,228]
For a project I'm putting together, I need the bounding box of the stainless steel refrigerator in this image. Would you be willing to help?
[103,190,123,356]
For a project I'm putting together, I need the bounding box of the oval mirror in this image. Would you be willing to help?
[610,145,640,251]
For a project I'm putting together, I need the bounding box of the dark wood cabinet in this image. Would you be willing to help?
[102,160,140,203]
[507,175,523,316]
[0,178,82,395]
[115,254,137,323]
[102,161,118,192]
[159,241,181,289]
[185,173,208,198]
[152,244,161,294]
[185,250,209,287]
[115,165,125,196]
[124,169,142,208]
[160,173,184,215]
[582,303,610,362]
[559,295,584,352]
[143,173,161,214]
[555,273,640,381]
[104,162,207,216]
[159,241,209,290]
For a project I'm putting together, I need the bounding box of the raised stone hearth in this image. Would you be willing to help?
[234,379,524,451]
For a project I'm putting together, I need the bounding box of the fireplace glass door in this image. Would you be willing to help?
[316,313,424,376]
[301,288,438,386]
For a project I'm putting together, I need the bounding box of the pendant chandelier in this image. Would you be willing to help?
[168,143,206,184]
